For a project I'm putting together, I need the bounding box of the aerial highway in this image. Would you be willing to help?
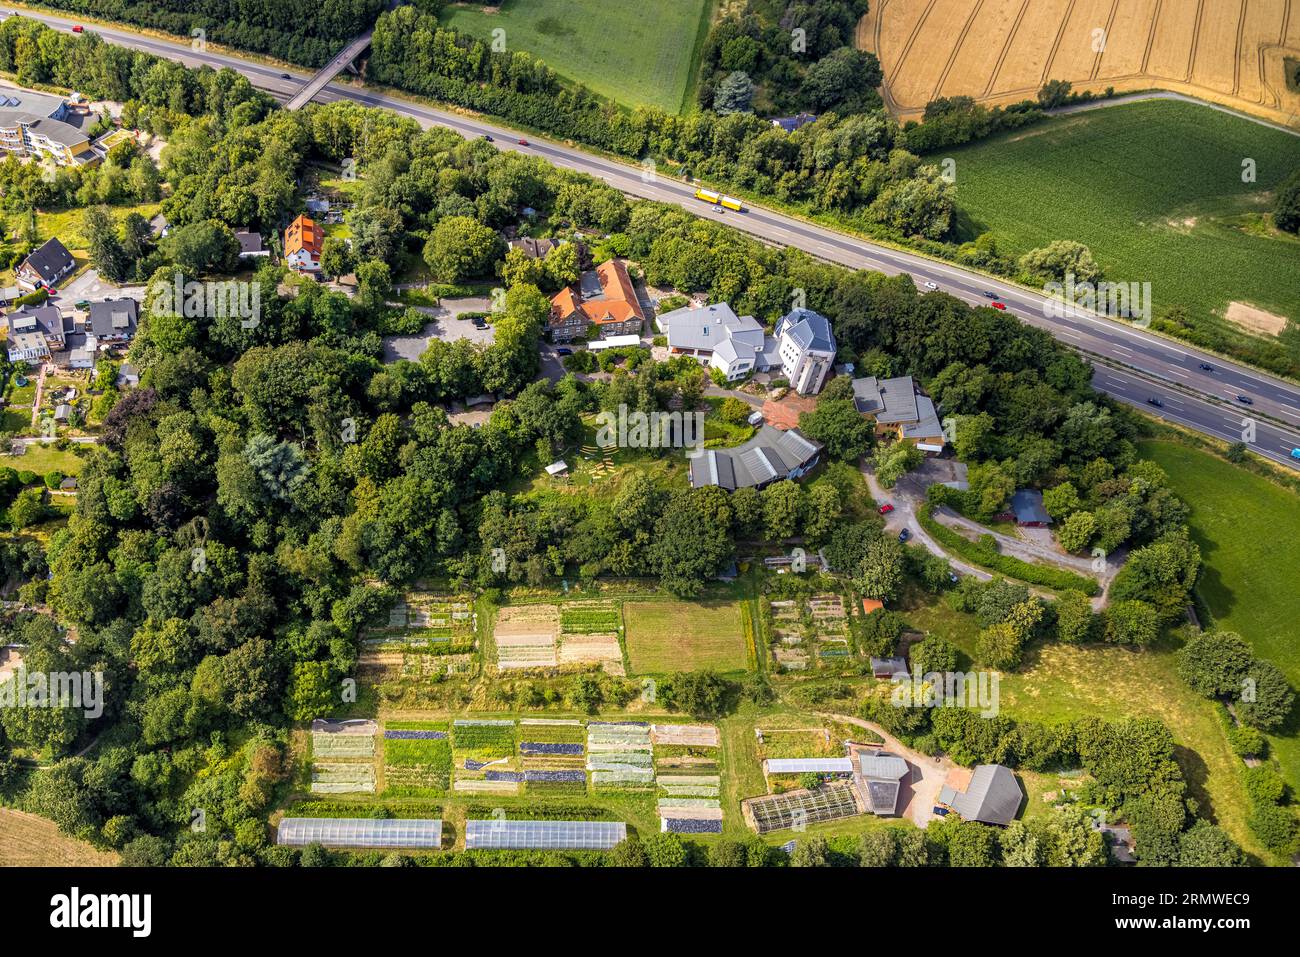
[7,8,1300,469]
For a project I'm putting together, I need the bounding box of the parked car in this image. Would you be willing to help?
[878,503,894,514]
[1146,397,1164,408]
[1237,395,1254,405]
[991,301,1007,310]
[556,347,573,356]
[470,316,487,329]
[898,529,911,543]
[1198,362,1215,372]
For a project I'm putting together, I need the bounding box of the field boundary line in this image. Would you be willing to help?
[1091,0,1120,81]
[932,0,985,102]
[1039,0,1077,86]
[887,0,940,111]
[1186,0,1205,81]
[1140,0,1162,75]
[1233,0,1248,95]
[984,0,1032,97]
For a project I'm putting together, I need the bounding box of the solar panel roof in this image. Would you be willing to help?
[463,819,627,850]
[276,817,443,848]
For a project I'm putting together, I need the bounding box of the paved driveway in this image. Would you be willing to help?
[381,296,495,362]
[49,270,145,309]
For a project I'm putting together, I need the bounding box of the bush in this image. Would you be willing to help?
[1226,724,1266,759]
[918,503,1099,595]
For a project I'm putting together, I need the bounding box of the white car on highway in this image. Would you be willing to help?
[923,281,938,290]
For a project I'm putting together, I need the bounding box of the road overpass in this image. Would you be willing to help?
[7,9,1300,470]
[283,27,375,112]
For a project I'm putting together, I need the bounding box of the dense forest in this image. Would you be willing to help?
[23,0,387,67]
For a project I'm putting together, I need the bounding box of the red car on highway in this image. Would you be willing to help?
[991,301,1007,310]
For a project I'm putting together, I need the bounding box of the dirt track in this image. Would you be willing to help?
[860,0,1300,128]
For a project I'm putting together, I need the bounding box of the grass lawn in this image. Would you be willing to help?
[3,444,86,476]
[903,599,1268,859]
[1138,439,1300,800]
[623,599,748,674]
[0,809,117,866]
[945,100,1300,372]
[441,0,712,114]
[33,201,162,251]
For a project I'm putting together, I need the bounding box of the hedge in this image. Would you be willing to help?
[917,503,1100,596]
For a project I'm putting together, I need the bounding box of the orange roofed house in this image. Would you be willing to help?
[547,259,645,342]
[284,214,323,272]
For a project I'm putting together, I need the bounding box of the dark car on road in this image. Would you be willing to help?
[1198,362,1214,372]
[280,73,291,80]
[983,291,998,299]
[1146,397,1164,408]
[556,347,573,356]
[1237,395,1254,405]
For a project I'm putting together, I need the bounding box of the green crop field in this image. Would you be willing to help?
[946,101,1300,373]
[623,600,747,674]
[441,0,712,114]
[1139,440,1300,799]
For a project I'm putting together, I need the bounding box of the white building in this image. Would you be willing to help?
[773,308,837,395]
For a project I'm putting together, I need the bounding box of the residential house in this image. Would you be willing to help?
[87,298,138,342]
[64,332,96,370]
[1002,489,1053,527]
[771,112,817,133]
[857,751,910,815]
[509,237,559,259]
[547,259,646,341]
[284,214,323,272]
[852,374,946,453]
[0,90,99,166]
[234,229,269,260]
[5,303,70,362]
[16,237,76,291]
[656,301,779,381]
[689,425,823,491]
[116,362,140,388]
[938,764,1023,826]
[774,308,836,394]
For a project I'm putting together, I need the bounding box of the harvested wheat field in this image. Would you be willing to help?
[861,0,1300,128]
[0,809,118,866]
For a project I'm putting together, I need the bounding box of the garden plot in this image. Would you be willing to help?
[653,723,722,833]
[452,720,521,794]
[494,605,561,670]
[809,594,851,661]
[518,719,588,794]
[588,722,655,791]
[382,721,452,797]
[765,594,852,670]
[311,763,376,794]
[554,602,626,675]
[311,719,378,758]
[365,593,476,650]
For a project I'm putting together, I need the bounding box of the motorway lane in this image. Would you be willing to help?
[11,9,1300,467]
[1093,364,1300,468]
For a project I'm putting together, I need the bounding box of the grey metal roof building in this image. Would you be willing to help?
[463,819,627,851]
[858,751,910,815]
[775,308,835,354]
[688,425,822,491]
[852,375,920,423]
[1010,489,1053,526]
[276,817,444,849]
[87,298,138,339]
[944,764,1023,826]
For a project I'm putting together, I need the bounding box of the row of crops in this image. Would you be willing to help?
[310,720,379,794]
[652,724,722,835]
[766,593,852,671]
[365,594,477,652]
